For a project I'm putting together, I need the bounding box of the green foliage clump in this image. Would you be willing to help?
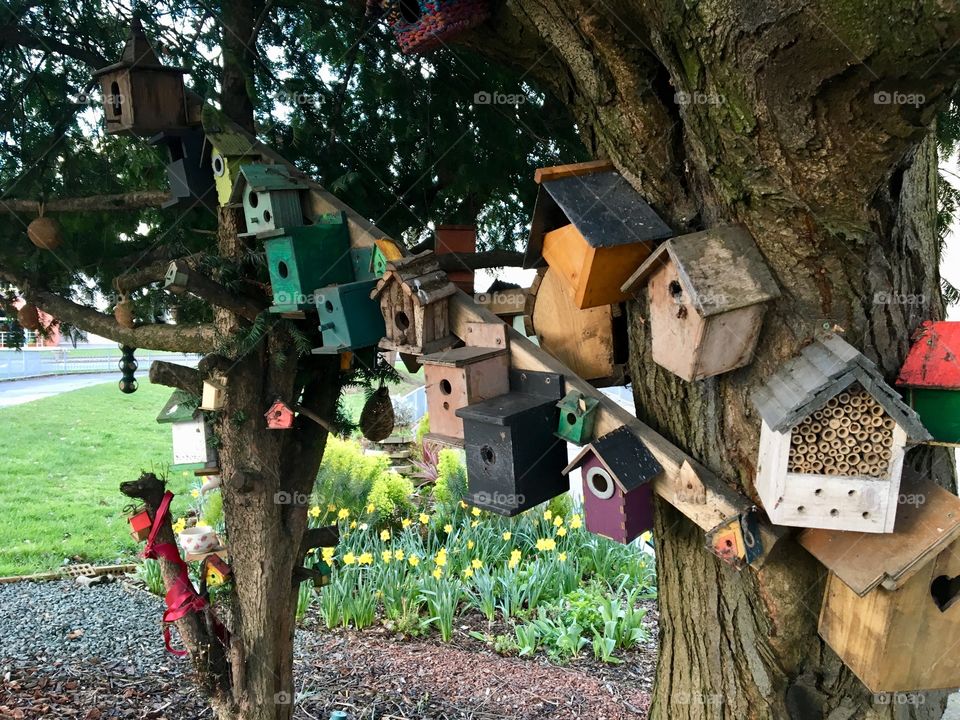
[367,472,415,523]
[200,490,224,529]
[433,450,468,506]
[315,437,391,516]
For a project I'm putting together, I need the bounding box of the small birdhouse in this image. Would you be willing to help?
[92,19,187,136]
[370,252,458,355]
[204,555,233,586]
[372,0,491,55]
[156,390,215,467]
[128,508,153,542]
[265,399,296,430]
[752,334,931,533]
[456,370,567,515]
[705,509,763,569]
[314,560,332,588]
[562,426,662,544]
[800,480,960,692]
[555,390,600,445]
[205,131,263,206]
[232,164,308,235]
[350,246,388,281]
[621,225,781,382]
[435,225,476,293]
[523,160,672,310]
[199,378,226,411]
[263,214,354,313]
[897,321,960,445]
[150,129,216,211]
[313,279,386,354]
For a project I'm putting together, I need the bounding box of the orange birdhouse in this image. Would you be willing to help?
[265,399,296,430]
[204,555,233,586]
[129,509,153,542]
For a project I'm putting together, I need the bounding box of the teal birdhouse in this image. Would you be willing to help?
[263,213,353,313]
[350,246,388,281]
[234,164,308,235]
[313,279,386,353]
[555,390,600,445]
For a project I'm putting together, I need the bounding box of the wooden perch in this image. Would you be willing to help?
[0,191,170,215]
[294,404,336,433]
[150,361,202,395]
[164,260,267,322]
[302,525,340,550]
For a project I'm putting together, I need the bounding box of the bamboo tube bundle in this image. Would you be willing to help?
[826,396,840,408]
[882,417,896,431]
[838,392,852,405]
[822,428,837,442]
[791,433,804,446]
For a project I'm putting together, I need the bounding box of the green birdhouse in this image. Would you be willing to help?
[206,131,261,206]
[263,213,354,313]
[897,321,960,445]
[350,246,388,281]
[233,164,308,235]
[313,279,385,354]
[555,390,600,445]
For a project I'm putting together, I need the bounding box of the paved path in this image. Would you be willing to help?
[0,373,118,408]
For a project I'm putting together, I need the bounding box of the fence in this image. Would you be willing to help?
[0,349,200,380]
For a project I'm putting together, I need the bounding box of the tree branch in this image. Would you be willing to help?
[0,25,109,69]
[149,361,202,395]
[436,250,525,271]
[0,191,170,215]
[165,260,268,322]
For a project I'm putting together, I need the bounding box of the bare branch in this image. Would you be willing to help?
[149,361,202,395]
[165,260,268,322]
[0,191,170,215]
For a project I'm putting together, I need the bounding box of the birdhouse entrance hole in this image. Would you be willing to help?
[480,445,496,465]
[110,81,122,116]
[439,379,453,395]
[395,311,410,331]
[325,300,334,312]
[277,261,289,278]
[586,466,615,499]
[212,155,225,176]
[566,412,577,426]
[248,190,259,208]
[931,574,960,612]
[400,0,422,23]
[668,280,683,301]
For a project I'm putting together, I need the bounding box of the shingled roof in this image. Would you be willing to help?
[93,18,184,76]
[562,426,663,492]
[371,251,457,306]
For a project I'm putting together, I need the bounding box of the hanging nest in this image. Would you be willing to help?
[359,385,395,442]
[27,209,64,250]
[17,303,41,331]
[114,295,135,329]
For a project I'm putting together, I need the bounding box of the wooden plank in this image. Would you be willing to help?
[534,160,614,185]
[474,288,528,317]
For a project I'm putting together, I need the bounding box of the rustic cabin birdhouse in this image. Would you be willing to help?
[562,426,662,544]
[204,555,233,586]
[199,378,226,411]
[523,160,672,310]
[350,246,388,281]
[263,213,354,313]
[456,370,567,515]
[799,480,960,692]
[128,508,152,542]
[752,334,931,533]
[156,390,215,467]
[313,279,386,354]
[92,19,187,137]
[555,390,600,445]
[233,164,308,235]
[265,399,296,430]
[370,252,458,355]
[897,321,960,445]
[372,0,491,55]
[206,131,262,206]
[150,129,216,211]
[621,225,781,382]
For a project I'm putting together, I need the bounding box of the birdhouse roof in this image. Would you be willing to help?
[94,18,184,76]
[620,225,781,315]
[523,165,672,269]
[234,163,308,194]
[752,334,931,439]
[264,399,294,418]
[370,252,458,305]
[896,321,960,390]
[556,390,600,414]
[205,130,261,159]
[156,390,201,424]
[562,426,663,492]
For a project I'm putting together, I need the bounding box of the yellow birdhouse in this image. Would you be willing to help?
[205,131,262,206]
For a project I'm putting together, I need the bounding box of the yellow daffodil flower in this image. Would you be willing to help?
[367,503,376,514]
[408,555,420,567]
[432,568,443,579]
[419,513,430,525]
[459,501,468,509]
[471,507,481,517]
[343,552,356,565]
[558,552,567,562]
[471,558,483,570]
[443,523,453,533]
[502,531,512,541]
[337,508,350,520]
[467,540,475,550]
[321,547,334,563]
[381,550,392,564]
[327,503,337,513]
[380,529,391,542]
[358,552,373,566]
[508,549,521,569]
[553,516,563,527]
[570,514,583,529]
[470,520,479,528]
[543,509,553,521]
[463,568,474,579]
[393,549,405,562]
[434,550,447,567]
[309,506,321,518]
[556,527,568,537]
[401,518,412,528]
[190,489,200,498]
[350,520,357,529]
[172,518,186,534]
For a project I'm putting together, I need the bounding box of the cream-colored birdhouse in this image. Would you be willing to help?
[199,378,226,411]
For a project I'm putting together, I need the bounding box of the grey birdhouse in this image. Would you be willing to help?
[156,390,215,467]
[232,164,308,235]
[150,129,216,211]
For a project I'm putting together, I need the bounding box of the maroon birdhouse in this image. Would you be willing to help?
[129,508,153,542]
[265,399,296,430]
[562,427,662,544]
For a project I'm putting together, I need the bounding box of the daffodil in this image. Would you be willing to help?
[381,550,393,564]
[471,558,483,570]
[366,502,376,514]
[434,550,447,567]
[190,489,200,499]
[358,552,374,566]
[432,568,443,579]
[172,518,186,534]
[309,505,321,518]
[536,537,557,552]
[408,555,420,567]
[321,547,334,563]
[350,520,357,529]
[470,520,479,528]
[419,513,430,525]
[443,523,453,534]
[343,552,356,565]
[570,514,583,529]
[393,549,405,562]
[467,540,475,550]
[463,568,474,579]
[508,549,521,569]
[471,507,481,517]
[337,508,350,520]
[556,526,568,537]
[553,516,563,527]
[543,509,553,521]
[459,501,468,509]
[502,531,512,541]
[401,518,412,529]
[380,529,391,542]
[558,552,567,562]
[359,523,369,531]
[327,503,337,513]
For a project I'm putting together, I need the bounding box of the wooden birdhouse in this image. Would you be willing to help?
[799,480,960,692]
[92,19,187,137]
[156,390,215,467]
[373,0,491,55]
[233,164,308,235]
[562,426,662,544]
[435,225,476,293]
[128,508,153,542]
[312,279,386,354]
[350,246,388,281]
[621,225,781,382]
[150,129,216,211]
[752,334,931,533]
[523,160,672,310]
[263,213,354,313]
[456,370,567,515]
[205,131,262,206]
[199,378,226,411]
[370,252,458,355]
[555,390,600,445]
[421,328,510,445]
[204,555,233,586]
[265,399,296,430]
[897,321,960,445]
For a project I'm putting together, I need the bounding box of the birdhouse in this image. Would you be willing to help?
[205,131,263,206]
[350,246,388,281]
[232,164,308,235]
[314,560,332,588]
[313,279,386,354]
[562,426,662,544]
[204,555,233,586]
[373,0,491,55]
[150,129,216,211]
[263,213,354,313]
[621,225,781,382]
[265,399,296,430]
[370,252,458,355]
[523,160,672,310]
[706,509,764,568]
[897,321,960,445]
[555,390,600,445]
[752,334,931,533]
[92,19,188,136]
[435,225,476,293]
[156,390,216,467]
[456,370,567,515]
[199,378,226,411]
[799,480,960,692]
[128,509,153,542]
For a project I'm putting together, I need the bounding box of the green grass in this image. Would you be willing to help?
[0,382,194,576]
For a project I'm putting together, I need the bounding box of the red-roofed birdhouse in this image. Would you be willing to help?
[265,399,296,430]
[897,321,960,445]
[129,509,152,542]
[204,555,233,586]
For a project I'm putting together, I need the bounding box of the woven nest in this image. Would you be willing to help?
[359,386,396,442]
[382,0,490,54]
[17,304,41,331]
[27,216,64,250]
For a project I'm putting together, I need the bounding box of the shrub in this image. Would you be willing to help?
[315,437,391,515]
[433,449,468,506]
[367,472,415,523]
[200,490,223,529]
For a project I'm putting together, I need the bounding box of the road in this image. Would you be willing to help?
[0,373,118,408]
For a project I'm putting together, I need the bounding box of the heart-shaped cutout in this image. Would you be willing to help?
[930,574,960,612]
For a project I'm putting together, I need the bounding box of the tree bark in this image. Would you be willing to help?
[0,191,169,214]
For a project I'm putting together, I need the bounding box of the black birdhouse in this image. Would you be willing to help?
[371,0,491,55]
[150,129,216,211]
[92,19,188,137]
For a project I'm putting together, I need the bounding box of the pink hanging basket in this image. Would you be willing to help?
[375,0,491,55]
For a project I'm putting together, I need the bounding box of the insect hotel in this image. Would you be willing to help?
[234,164,308,235]
[555,390,600,445]
[620,225,780,382]
[156,390,216,468]
[370,252,458,355]
[371,0,491,55]
[313,279,386,354]
[897,320,960,445]
[150,128,216,211]
[524,160,672,310]
[562,427,663,544]
[799,480,960,692]
[206,131,263,206]
[457,370,568,515]
[752,334,931,533]
[92,19,187,137]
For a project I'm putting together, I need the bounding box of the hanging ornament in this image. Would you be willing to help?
[114,293,135,329]
[118,344,138,394]
[359,384,395,442]
[27,204,64,250]
[17,303,41,331]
